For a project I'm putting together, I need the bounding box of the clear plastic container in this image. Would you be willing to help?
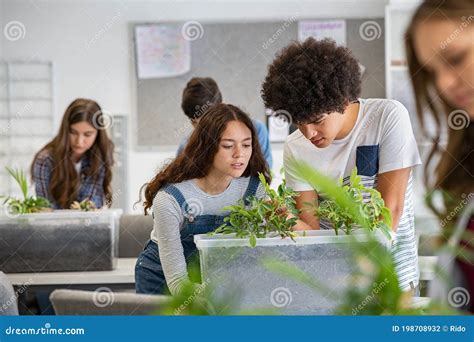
[0,209,122,273]
[195,229,389,315]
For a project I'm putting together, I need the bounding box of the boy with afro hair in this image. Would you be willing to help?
[261,38,421,293]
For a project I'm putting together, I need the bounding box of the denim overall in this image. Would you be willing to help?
[135,176,260,295]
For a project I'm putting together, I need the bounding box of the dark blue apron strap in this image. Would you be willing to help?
[162,185,190,214]
[243,176,260,206]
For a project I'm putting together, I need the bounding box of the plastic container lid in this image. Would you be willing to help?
[195,229,389,248]
[0,209,123,223]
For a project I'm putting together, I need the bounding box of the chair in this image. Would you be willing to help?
[50,289,170,315]
[0,271,18,315]
[118,215,154,258]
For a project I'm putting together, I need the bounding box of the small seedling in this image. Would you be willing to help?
[70,199,97,211]
[1,167,50,214]
[213,173,299,247]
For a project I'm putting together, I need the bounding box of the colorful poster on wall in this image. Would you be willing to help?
[298,20,346,46]
[134,24,191,79]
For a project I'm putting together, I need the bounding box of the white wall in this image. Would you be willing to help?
[0,1,4,58]
[1,0,388,212]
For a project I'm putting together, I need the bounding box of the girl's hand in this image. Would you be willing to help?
[287,212,313,231]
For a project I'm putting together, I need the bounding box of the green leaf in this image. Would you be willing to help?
[378,223,392,241]
[6,167,28,199]
[249,234,257,248]
[2,167,50,215]
[381,207,392,228]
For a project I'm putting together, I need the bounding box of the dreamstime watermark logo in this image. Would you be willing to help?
[0,278,33,314]
[447,110,470,130]
[92,287,114,307]
[361,110,381,130]
[2,203,23,219]
[183,198,204,221]
[0,101,32,136]
[447,287,470,308]
[174,278,210,315]
[440,15,474,50]
[83,209,103,227]
[4,21,26,41]
[262,16,297,50]
[5,323,85,336]
[173,121,192,139]
[361,203,374,218]
[359,21,382,42]
[173,100,213,139]
[352,278,389,315]
[269,109,293,130]
[84,11,122,51]
[440,193,473,228]
[182,21,204,41]
[193,101,213,119]
[92,110,114,130]
[105,189,123,207]
[270,287,292,308]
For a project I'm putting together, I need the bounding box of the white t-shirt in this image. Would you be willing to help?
[284,98,422,291]
[74,161,82,174]
[75,160,82,188]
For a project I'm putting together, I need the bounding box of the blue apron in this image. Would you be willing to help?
[135,176,260,295]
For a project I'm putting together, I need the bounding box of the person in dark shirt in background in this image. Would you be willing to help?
[177,77,273,169]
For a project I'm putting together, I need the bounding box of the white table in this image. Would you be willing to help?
[6,258,137,286]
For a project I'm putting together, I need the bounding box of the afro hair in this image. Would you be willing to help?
[261,38,361,124]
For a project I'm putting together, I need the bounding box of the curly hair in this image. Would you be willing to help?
[261,38,361,124]
[141,103,271,215]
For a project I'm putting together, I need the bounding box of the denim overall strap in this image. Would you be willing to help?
[159,185,227,280]
[243,176,260,206]
[162,184,194,220]
[136,179,260,295]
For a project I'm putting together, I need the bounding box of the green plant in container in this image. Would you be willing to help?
[265,161,456,315]
[306,167,392,239]
[0,167,50,214]
[212,173,299,247]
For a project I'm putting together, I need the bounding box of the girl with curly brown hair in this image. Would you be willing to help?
[135,103,271,295]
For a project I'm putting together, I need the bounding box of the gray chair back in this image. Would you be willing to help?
[50,289,170,315]
[0,272,18,315]
[119,215,154,257]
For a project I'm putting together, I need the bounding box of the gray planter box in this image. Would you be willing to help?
[0,209,122,273]
[195,230,389,315]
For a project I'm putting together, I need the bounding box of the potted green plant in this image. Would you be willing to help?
[0,167,122,273]
[211,173,299,247]
[194,165,392,314]
[1,167,51,215]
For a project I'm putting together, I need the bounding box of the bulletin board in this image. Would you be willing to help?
[132,19,385,148]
